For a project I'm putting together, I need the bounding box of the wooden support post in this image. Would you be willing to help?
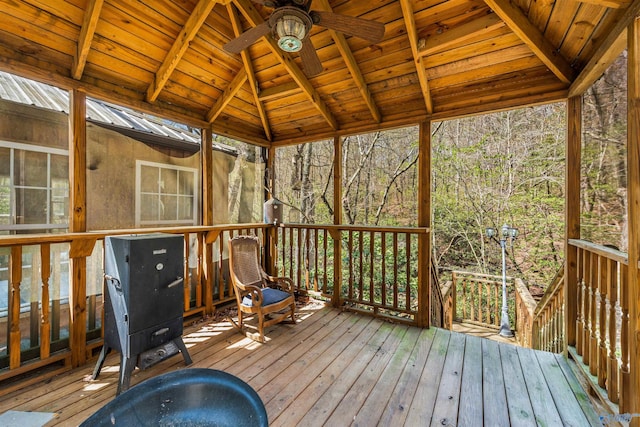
[332,136,343,308]
[68,89,87,367]
[201,126,214,314]
[266,146,277,276]
[565,96,581,352]
[626,16,640,424]
[417,120,431,328]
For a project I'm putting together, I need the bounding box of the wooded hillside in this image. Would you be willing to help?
[228,52,629,291]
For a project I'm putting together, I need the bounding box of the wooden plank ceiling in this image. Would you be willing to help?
[0,0,637,146]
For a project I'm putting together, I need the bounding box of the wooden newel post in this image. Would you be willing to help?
[565,96,581,352]
[332,136,343,308]
[417,120,431,328]
[626,16,640,424]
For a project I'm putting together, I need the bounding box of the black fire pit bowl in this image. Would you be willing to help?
[81,368,268,426]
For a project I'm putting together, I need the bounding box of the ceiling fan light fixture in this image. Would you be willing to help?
[275,14,306,52]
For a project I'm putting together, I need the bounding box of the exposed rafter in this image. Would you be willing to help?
[72,0,104,80]
[227,3,272,141]
[207,67,247,123]
[314,0,381,123]
[399,0,433,114]
[577,0,630,7]
[419,13,505,57]
[484,0,576,84]
[147,0,222,103]
[232,0,338,130]
[569,0,640,96]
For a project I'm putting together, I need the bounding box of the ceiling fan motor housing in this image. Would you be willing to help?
[269,6,313,52]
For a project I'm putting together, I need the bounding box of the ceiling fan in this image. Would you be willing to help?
[224,0,385,77]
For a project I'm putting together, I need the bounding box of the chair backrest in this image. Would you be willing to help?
[229,235,265,288]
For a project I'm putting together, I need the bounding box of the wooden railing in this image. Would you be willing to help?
[567,239,630,412]
[0,222,433,389]
[450,271,515,329]
[531,265,565,353]
[273,224,430,325]
[0,224,269,394]
[447,271,535,346]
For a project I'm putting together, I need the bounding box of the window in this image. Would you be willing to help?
[135,161,198,226]
[0,141,69,232]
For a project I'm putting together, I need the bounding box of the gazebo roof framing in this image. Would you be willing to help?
[0,0,637,146]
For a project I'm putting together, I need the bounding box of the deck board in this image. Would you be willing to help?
[0,303,601,426]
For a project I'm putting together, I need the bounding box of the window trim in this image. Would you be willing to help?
[135,160,199,226]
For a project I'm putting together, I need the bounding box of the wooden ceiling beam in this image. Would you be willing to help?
[419,13,505,57]
[147,0,222,103]
[576,0,630,8]
[72,0,104,80]
[206,67,247,123]
[227,3,272,141]
[399,0,433,114]
[569,0,640,96]
[484,0,576,84]
[314,0,381,124]
[232,0,338,130]
[258,82,301,101]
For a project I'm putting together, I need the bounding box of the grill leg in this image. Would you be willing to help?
[116,355,137,396]
[173,337,192,365]
[91,345,111,380]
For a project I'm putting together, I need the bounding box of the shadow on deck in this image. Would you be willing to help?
[0,301,601,426]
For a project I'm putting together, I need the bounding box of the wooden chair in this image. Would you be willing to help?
[228,235,296,342]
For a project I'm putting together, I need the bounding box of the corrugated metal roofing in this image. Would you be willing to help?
[0,71,201,145]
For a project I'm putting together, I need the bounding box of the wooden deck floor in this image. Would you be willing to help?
[0,301,601,426]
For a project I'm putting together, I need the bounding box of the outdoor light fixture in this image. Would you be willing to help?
[271,7,312,53]
[486,223,518,338]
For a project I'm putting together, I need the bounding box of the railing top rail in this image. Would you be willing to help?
[533,265,564,317]
[451,271,514,282]
[568,238,628,265]
[277,223,430,234]
[0,224,271,247]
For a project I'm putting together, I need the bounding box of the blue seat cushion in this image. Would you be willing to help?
[242,287,291,307]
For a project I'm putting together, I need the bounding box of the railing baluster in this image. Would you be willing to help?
[9,246,22,369]
[607,257,619,403]
[583,250,592,363]
[369,231,375,305]
[40,244,51,360]
[620,263,630,412]
[576,247,584,355]
[598,256,608,386]
[381,232,387,307]
[405,233,411,311]
[589,253,598,375]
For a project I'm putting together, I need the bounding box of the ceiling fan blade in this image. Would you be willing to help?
[299,41,323,77]
[310,11,385,44]
[223,22,272,54]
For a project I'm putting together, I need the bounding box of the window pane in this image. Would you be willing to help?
[14,150,47,187]
[161,195,177,221]
[140,165,158,193]
[178,196,193,220]
[161,168,177,194]
[16,188,47,224]
[140,194,158,221]
[178,171,194,196]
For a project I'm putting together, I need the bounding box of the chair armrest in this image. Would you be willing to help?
[264,275,295,294]
[240,284,265,307]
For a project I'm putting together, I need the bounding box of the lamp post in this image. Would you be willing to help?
[485,224,518,338]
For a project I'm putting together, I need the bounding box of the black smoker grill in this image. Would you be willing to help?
[92,234,192,395]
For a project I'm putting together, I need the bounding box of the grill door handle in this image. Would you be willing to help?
[167,277,184,288]
[153,327,170,336]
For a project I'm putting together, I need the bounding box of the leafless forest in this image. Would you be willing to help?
[225,53,628,291]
